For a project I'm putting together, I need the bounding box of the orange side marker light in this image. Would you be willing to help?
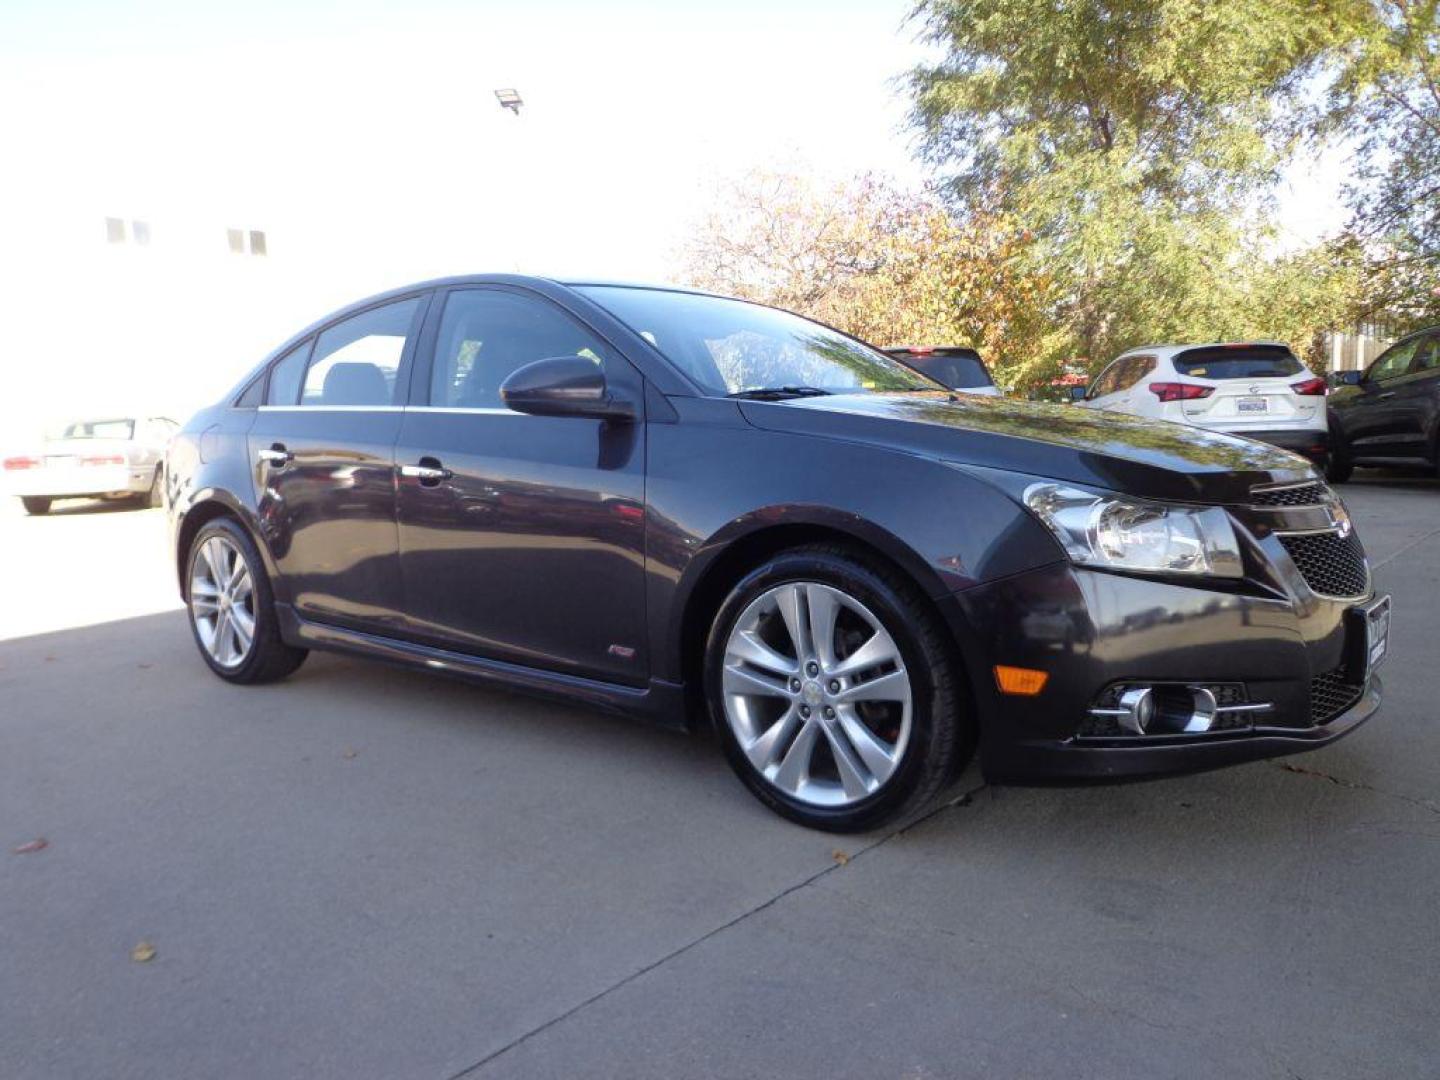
[994,665,1049,696]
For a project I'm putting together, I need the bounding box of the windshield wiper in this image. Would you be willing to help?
[727,385,832,401]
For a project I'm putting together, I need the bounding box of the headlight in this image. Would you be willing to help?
[1023,483,1244,578]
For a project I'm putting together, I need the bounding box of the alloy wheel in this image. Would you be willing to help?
[189,536,256,669]
[721,581,912,808]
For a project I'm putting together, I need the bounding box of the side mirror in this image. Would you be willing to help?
[1335,370,1363,387]
[1068,385,1089,402]
[500,356,635,421]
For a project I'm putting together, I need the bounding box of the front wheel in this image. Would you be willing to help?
[186,517,307,684]
[20,496,52,515]
[705,545,970,832]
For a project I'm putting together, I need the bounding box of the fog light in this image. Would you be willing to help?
[1116,687,1153,735]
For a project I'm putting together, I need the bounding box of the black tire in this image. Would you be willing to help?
[1325,437,1353,484]
[21,496,51,515]
[185,516,307,684]
[144,468,163,509]
[705,544,970,832]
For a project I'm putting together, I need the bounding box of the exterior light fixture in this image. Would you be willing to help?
[494,88,523,115]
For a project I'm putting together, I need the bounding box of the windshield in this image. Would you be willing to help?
[1173,346,1303,380]
[55,419,135,440]
[578,286,940,396]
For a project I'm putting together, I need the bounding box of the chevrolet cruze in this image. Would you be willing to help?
[166,276,1389,830]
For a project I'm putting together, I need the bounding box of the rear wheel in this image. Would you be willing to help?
[20,496,51,515]
[706,545,969,832]
[186,517,307,684]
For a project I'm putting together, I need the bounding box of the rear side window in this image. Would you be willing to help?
[909,351,991,390]
[301,298,421,406]
[266,341,312,406]
[1174,346,1302,379]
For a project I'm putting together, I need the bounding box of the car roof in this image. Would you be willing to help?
[1115,341,1293,359]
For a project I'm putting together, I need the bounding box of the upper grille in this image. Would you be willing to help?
[1279,530,1369,598]
[1249,481,1329,507]
[1310,665,1363,726]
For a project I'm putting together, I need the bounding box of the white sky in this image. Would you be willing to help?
[0,0,1348,441]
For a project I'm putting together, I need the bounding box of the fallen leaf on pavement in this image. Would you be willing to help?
[13,838,48,854]
[130,942,157,963]
[832,849,850,866]
[342,749,358,760]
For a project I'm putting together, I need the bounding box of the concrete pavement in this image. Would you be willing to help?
[2,479,1438,1079]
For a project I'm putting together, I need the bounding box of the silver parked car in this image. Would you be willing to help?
[2,417,177,515]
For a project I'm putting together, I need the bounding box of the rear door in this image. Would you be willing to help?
[247,293,429,634]
[392,285,649,685]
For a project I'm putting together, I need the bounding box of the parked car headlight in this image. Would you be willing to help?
[1023,483,1244,578]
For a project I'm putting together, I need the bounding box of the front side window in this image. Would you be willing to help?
[909,350,991,389]
[430,290,609,409]
[301,298,420,406]
[1366,337,1421,383]
[579,287,936,396]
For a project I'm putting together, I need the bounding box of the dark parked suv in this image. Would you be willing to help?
[167,276,1389,830]
[1328,324,1440,482]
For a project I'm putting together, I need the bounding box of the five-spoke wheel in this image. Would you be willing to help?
[707,545,968,832]
[185,517,307,684]
[190,534,256,669]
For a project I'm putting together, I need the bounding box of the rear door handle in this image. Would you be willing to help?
[400,460,453,485]
[258,445,293,466]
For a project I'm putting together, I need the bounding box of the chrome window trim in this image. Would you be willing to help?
[257,405,405,413]
[404,406,516,415]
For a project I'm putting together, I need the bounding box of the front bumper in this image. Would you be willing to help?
[947,559,1382,784]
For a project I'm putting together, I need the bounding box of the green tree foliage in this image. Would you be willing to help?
[908,0,1375,374]
[678,171,1063,389]
[1321,0,1440,328]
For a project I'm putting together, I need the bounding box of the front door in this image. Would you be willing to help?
[1345,334,1427,458]
[248,294,428,633]
[394,286,649,685]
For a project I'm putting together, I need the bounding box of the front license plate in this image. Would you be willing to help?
[1363,594,1390,676]
[1236,396,1269,414]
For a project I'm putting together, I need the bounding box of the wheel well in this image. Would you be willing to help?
[174,500,241,593]
[677,524,969,732]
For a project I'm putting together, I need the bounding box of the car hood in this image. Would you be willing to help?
[738,391,1313,504]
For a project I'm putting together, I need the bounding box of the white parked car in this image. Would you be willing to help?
[2,416,177,515]
[1075,342,1329,464]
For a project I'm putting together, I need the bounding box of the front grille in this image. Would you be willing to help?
[1249,481,1329,507]
[1278,530,1369,598]
[1310,666,1363,726]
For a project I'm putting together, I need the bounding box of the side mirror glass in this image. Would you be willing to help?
[1068,385,1089,402]
[1337,370,1363,386]
[500,355,635,421]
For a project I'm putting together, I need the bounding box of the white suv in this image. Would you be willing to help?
[1076,342,1329,463]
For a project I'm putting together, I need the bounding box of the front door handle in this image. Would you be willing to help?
[400,460,453,485]
[258,444,293,466]
[1376,391,1396,400]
